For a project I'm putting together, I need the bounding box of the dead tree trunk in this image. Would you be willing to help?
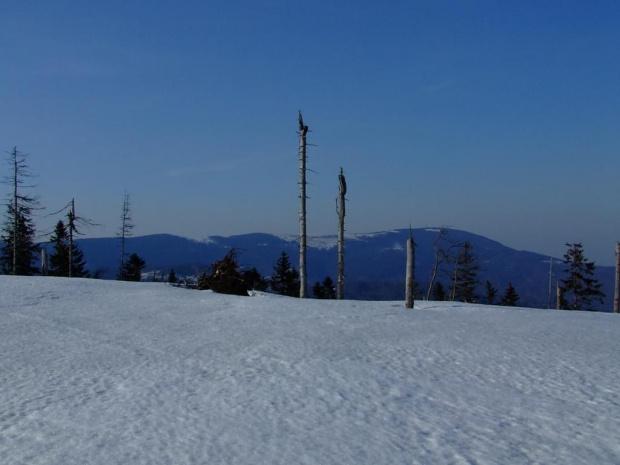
[547,257,553,309]
[337,167,346,300]
[68,199,75,278]
[426,227,447,300]
[556,283,562,310]
[298,111,309,298]
[615,242,620,313]
[40,248,48,276]
[405,229,415,308]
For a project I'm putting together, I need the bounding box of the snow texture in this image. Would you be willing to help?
[1,276,619,464]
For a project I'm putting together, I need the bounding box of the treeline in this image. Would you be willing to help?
[0,147,146,282]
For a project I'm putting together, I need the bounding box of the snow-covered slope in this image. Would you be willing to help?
[1,276,619,464]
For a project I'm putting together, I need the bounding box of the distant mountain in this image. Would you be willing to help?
[57,229,614,311]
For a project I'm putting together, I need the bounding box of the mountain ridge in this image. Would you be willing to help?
[60,228,614,311]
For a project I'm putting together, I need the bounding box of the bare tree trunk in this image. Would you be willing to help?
[40,248,48,276]
[337,167,346,300]
[298,111,309,298]
[547,257,553,309]
[615,242,620,313]
[68,198,75,278]
[12,147,18,276]
[118,193,133,280]
[405,230,415,308]
[556,283,562,310]
[426,227,446,300]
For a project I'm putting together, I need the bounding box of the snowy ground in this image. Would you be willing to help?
[1,277,619,465]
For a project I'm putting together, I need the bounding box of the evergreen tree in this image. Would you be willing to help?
[270,251,300,297]
[560,243,604,310]
[1,205,38,275]
[500,282,519,306]
[450,241,480,303]
[1,147,40,276]
[48,220,89,278]
[313,281,325,299]
[199,250,245,295]
[168,269,177,284]
[121,253,145,282]
[432,281,446,301]
[313,276,336,299]
[241,267,268,292]
[485,280,498,305]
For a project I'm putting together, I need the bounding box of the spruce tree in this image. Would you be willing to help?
[560,243,605,310]
[48,220,89,278]
[500,282,519,306]
[450,241,480,303]
[485,280,498,305]
[241,267,268,292]
[168,269,177,284]
[270,251,300,297]
[313,281,325,299]
[121,253,145,282]
[313,276,336,299]
[432,281,446,301]
[1,147,40,276]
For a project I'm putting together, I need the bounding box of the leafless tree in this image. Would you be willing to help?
[117,192,134,280]
[298,111,309,298]
[426,227,452,300]
[336,167,347,299]
[405,228,415,308]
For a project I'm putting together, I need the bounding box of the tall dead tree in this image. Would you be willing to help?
[426,227,450,300]
[336,167,347,300]
[615,242,620,313]
[298,111,309,298]
[118,193,134,280]
[405,228,415,308]
[547,257,554,309]
[67,199,76,277]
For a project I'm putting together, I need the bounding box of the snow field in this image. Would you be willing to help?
[1,276,619,464]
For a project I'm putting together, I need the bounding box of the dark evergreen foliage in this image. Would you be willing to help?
[270,251,300,297]
[500,282,519,306]
[451,241,480,303]
[432,281,446,301]
[196,250,264,296]
[1,204,38,275]
[559,243,604,310]
[485,280,498,305]
[1,147,40,276]
[120,253,146,282]
[168,269,177,284]
[241,267,268,292]
[313,276,336,299]
[48,220,89,278]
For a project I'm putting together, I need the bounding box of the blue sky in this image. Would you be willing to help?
[1,0,618,264]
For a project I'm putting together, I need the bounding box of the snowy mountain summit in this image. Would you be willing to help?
[2,276,619,464]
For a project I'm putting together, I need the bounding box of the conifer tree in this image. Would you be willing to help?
[560,243,604,310]
[121,253,145,282]
[485,280,498,305]
[432,281,446,301]
[242,267,268,292]
[270,251,300,297]
[117,193,134,280]
[313,276,336,299]
[48,220,89,277]
[198,250,244,295]
[168,269,177,284]
[1,147,39,276]
[500,282,519,306]
[450,241,480,303]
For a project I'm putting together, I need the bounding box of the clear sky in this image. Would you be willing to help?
[1,0,618,265]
